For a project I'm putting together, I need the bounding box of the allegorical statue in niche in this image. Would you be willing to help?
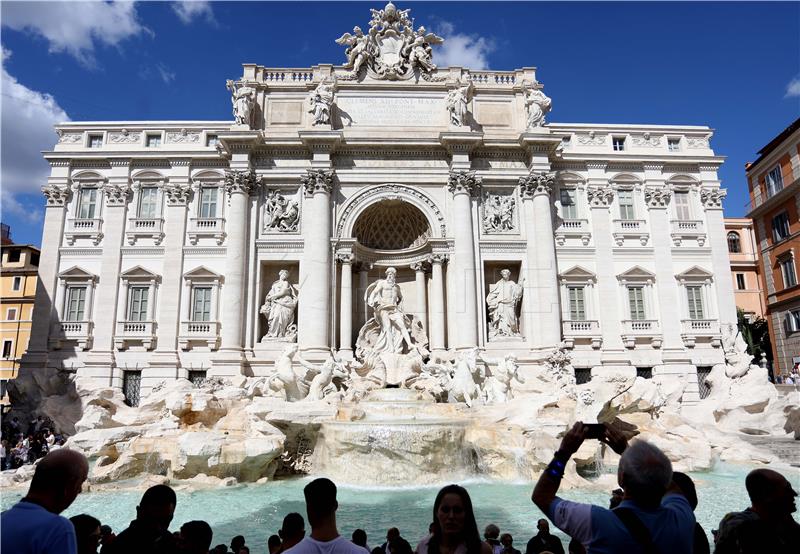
[366,267,416,354]
[446,80,472,127]
[264,190,300,232]
[524,85,552,130]
[486,269,524,340]
[307,78,336,126]
[226,80,256,127]
[260,270,298,341]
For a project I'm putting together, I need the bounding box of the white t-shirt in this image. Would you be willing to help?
[284,536,370,554]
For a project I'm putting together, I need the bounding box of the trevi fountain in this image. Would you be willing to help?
[3,1,798,543]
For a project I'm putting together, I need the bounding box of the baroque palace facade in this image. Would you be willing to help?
[21,4,735,404]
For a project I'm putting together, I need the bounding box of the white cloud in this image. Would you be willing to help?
[138,62,177,84]
[171,1,215,25]
[157,63,176,84]
[1,47,68,222]
[786,76,800,98]
[432,21,495,70]
[1,1,151,67]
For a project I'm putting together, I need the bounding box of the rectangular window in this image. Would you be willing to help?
[574,368,592,385]
[206,134,219,147]
[12,276,22,291]
[192,286,212,322]
[790,310,800,332]
[697,366,713,399]
[617,190,635,220]
[673,191,691,220]
[199,187,218,218]
[612,136,626,151]
[7,249,20,263]
[772,212,791,242]
[568,286,586,321]
[188,370,207,386]
[687,285,705,319]
[2,340,12,359]
[123,371,142,407]
[65,286,87,321]
[766,165,784,196]
[628,286,646,320]
[145,134,161,147]
[6,308,17,321]
[780,257,797,288]
[667,138,681,152]
[88,134,103,148]
[138,187,159,218]
[560,189,577,219]
[736,273,746,290]
[636,367,653,379]
[78,188,98,219]
[128,286,150,321]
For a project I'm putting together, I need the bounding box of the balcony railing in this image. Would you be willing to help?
[561,320,602,349]
[126,218,164,245]
[115,320,156,350]
[178,320,221,350]
[188,218,226,245]
[670,219,707,246]
[50,320,93,350]
[621,319,662,348]
[680,318,721,348]
[65,218,103,245]
[555,219,591,246]
[612,219,649,246]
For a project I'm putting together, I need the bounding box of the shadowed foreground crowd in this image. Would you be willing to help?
[2,422,798,554]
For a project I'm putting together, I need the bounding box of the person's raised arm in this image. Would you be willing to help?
[532,422,587,514]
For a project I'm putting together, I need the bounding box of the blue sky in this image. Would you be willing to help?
[1,1,798,247]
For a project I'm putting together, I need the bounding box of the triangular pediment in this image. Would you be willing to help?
[559,265,596,280]
[58,266,96,279]
[617,265,656,281]
[120,265,160,280]
[675,265,714,280]
[183,266,223,280]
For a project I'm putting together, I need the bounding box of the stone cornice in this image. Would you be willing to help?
[447,170,482,197]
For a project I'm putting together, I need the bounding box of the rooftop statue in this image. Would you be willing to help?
[524,82,552,130]
[335,2,443,81]
[226,79,256,128]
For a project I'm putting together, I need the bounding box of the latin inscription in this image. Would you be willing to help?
[336,96,444,127]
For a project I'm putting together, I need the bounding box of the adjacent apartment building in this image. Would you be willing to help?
[746,117,800,376]
[725,217,765,321]
[0,239,41,402]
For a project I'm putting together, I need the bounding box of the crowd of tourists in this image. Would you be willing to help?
[0,415,67,470]
[1,422,798,554]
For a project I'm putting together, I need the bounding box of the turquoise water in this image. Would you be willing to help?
[2,466,798,551]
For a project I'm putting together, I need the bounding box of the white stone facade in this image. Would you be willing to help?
[21,7,735,405]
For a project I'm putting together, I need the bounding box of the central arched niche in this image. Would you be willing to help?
[353,199,431,250]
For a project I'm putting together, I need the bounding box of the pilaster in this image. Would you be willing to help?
[699,170,736,326]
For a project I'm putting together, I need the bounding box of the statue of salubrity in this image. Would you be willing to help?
[260,270,298,342]
[486,269,524,340]
[307,78,336,126]
[227,80,256,128]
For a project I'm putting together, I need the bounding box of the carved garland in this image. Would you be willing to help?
[336,183,447,238]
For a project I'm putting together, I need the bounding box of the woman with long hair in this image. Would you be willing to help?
[416,485,491,554]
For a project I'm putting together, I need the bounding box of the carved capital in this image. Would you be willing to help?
[224,169,259,196]
[301,169,335,197]
[644,186,671,208]
[410,261,428,272]
[101,183,132,206]
[585,185,614,207]
[447,170,482,197]
[336,253,354,265]
[700,187,727,209]
[519,171,555,199]
[429,253,449,265]
[356,261,373,273]
[41,185,72,207]
[162,184,193,206]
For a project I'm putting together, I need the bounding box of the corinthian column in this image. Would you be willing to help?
[411,261,428,335]
[520,171,561,348]
[298,169,335,355]
[428,254,447,353]
[448,170,481,349]
[214,169,258,374]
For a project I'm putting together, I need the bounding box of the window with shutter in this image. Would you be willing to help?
[686,285,704,319]
[628,286,646,320]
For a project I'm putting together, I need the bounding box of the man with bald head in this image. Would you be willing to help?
[1,448,89,554]
[715,468,799,553]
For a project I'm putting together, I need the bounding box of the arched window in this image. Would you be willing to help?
[727,231,741,253]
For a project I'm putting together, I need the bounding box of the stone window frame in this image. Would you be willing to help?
[777,250,798,289]
[766,164,784,197]
[558,265,597,323]
[772,211,791,243]
[204,132,220,148]
[667,137,682,152]
[617,266,657,322]
[6,307,17,321]
[785,309,800,334]
[118,266,161,324]
[675,266,717,321]
[144,131,164,148]
[86,132,105,149]
[555,172,585,221]
[182,266,223,324]
[11,276,22,291]
[612,135,627,152]
[132,179,165,220]
[727,231,741,253]
[666,175,700,221]
[610,174,641,221]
